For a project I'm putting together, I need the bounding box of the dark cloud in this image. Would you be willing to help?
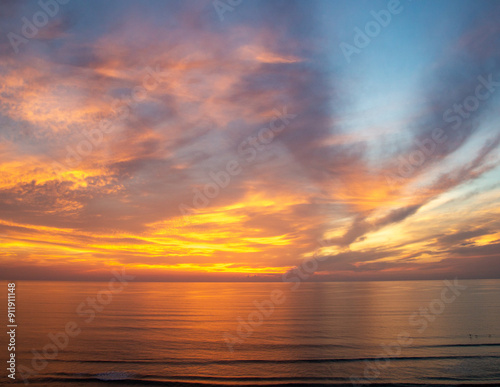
[437,228,492,246]
[328,203,425,247]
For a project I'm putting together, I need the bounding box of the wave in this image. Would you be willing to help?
[26,374,500,387]
[40,372,349,382]
[48,354,500,365]
[416,343,500,348]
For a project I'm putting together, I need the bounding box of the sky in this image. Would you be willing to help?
[0,0,499,281]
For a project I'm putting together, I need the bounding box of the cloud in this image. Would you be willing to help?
[327,203,424,247]
[437,228,492,246]
[0,0,499,280]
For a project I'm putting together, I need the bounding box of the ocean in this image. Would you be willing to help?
[1,279,499,386]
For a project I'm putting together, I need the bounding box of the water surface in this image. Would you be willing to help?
[2,280,499,386]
